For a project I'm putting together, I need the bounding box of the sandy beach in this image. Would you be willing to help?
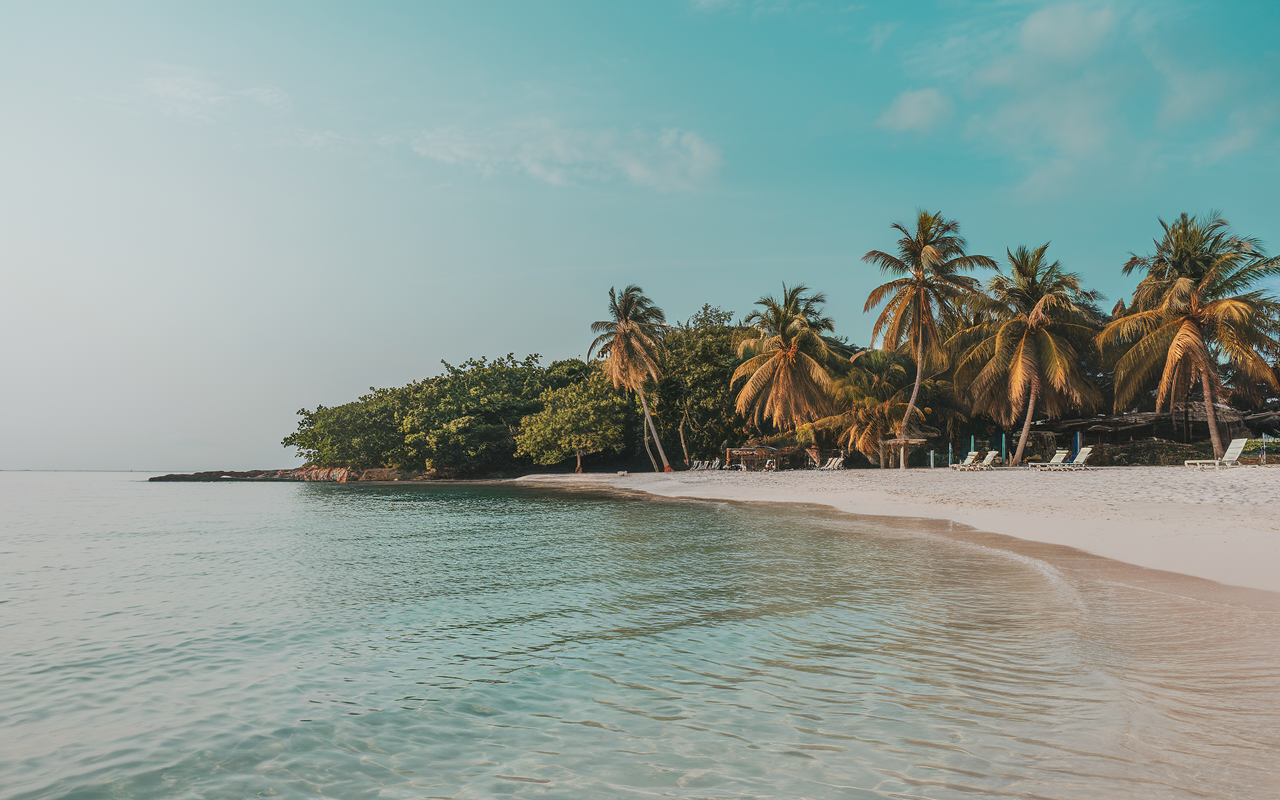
[517,466,1280,596]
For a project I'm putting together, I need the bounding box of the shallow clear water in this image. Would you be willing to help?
[3,472,1279,799]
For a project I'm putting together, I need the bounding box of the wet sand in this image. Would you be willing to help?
[516,466,1280,596]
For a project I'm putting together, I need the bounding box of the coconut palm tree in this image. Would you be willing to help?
[1098,213,1280,458]
[732,284,835,431]
[819,349,966,467]
[863,210,996,468]
[951,244,1103,465]
[589,285,673,472]
[827,350,912,466]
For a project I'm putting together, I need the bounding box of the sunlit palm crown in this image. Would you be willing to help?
[731,284,835,429]
[1099,213,1280,411]
[862,210,996,367]
[588,285,668,391]
[951,243,1103,425]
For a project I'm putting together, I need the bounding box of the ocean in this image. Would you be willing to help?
[3,471,1279,798]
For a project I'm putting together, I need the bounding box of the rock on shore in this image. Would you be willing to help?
[148,467,406,482]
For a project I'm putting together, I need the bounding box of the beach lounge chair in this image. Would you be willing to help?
[1185,438,1248,470]
[948,451,979,470]
[818,456,843,470]
[708,458,721,470]
[1038,446,1093,471]
[1029,449,1069,469]
[956,451,998,471]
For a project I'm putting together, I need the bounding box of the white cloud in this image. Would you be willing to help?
[411,120,722,192]
[1018,3,1116,63]
[867,22,899,53]
[237,85,290,110]
[1204,103,1279,161]
[141,74,231,121]
[140,68,289,122]
[877,88,953,132]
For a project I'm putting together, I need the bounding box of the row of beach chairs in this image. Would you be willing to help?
[947,447,1095,471]
[693,438,1254,472]
[690,456,848,471]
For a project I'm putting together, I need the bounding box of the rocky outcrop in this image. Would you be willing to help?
[150,467,351,482]
[147,466,418,482]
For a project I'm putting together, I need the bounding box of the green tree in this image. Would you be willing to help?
[651,305,753,464]
[863,211,995,468]
[516,372,629,472]
[951,244,1103,465]
[399,355,552,476]
[732,284,836,431]
[1098,213,1280,458]
[281,385,412,470]
[589,285,672,472]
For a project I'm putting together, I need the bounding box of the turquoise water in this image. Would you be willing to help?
[3,472,1279,799]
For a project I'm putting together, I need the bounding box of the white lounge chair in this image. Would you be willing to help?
[1038,446,1093,471]
[1185,438,1248,470]
[956,451,998,471]
[708,458,721,471]
[818,456,843,470]
[1030,449,1069,469]
[949,451,978,470]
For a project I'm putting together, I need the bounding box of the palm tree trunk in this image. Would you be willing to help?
[1012,382,1039,466]
[899,338,926,470]
[679,406,690,466]
[637,389,672,472]
[641,422,658,471]
[1200,368,1224,459]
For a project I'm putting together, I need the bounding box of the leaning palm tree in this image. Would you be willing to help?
[863,210,996,468]
[951,244,1103,465]
[1098,213,1280,458]
[589,285,673,472]
[732,284,835,431]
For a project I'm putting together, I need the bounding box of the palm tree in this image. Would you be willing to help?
[827,350,912,466]
[1099,213,1280,458]
[951,244,1103,465]
[589,285,673,472]
[732,284,835,431]
[863,210,996,468]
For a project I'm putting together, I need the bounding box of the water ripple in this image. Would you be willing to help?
[2,472,1278,799]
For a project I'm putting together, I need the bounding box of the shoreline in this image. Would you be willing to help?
[512,466,1280,600]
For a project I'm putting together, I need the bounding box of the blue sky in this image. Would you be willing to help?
[2,0,1278,469]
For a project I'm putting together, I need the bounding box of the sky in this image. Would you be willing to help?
[2,0,1278,470]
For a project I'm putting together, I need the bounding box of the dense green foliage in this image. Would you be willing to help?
[284,211,1280,474]
[283,355,598,477]
[650,305,754,464]
[515,372,629,471]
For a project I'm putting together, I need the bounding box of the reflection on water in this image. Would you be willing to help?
[2,472,1278,799]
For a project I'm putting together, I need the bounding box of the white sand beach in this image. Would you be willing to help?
[518,466,1280,596]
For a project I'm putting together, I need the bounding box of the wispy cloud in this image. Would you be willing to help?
[890,2,1280,196]
[877,88,953,133]
[867,22,899,53]
[411,120,722,192]
[140,67,289,122]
